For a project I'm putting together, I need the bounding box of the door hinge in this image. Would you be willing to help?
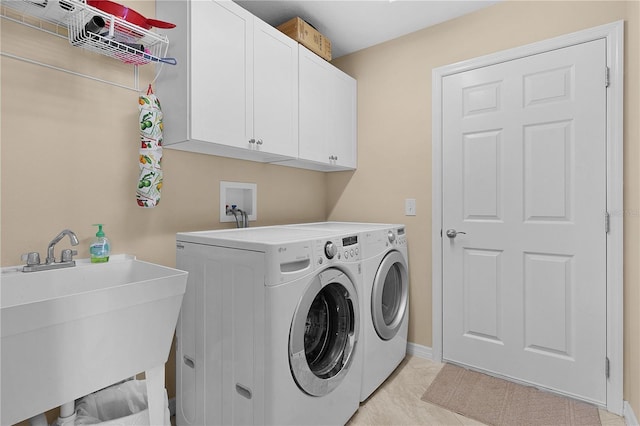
[606,357,610,378]
[605,67,610,88]
[605,211,610,234]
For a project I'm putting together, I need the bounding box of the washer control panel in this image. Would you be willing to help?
[324,241,338,259]
[316,234,360,264]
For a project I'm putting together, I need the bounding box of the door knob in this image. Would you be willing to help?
[446,229,467,238]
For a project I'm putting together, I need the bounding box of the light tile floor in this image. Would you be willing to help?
[347,356,626,426]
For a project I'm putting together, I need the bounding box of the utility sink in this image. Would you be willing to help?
[1,255,188,425]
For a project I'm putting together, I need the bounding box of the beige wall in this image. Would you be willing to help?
[0,28,328,269]
[331,0,639,416]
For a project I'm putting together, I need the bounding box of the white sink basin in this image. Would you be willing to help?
[1,255,187,425]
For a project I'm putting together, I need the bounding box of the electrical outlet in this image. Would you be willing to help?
[405,198,416,216]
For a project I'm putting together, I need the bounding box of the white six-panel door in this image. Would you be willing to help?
[442,39,607,404]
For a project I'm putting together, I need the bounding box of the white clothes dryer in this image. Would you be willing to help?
[175,226,363,426]
[284,222,410,401]
[358,225,409,401]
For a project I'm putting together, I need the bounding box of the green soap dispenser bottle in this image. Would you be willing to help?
[90,224,111,263]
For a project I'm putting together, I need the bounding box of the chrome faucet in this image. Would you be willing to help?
[22,229,79,272]
[46,229,79,264]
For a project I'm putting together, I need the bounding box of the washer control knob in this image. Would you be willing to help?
[324,241,338,259]
[388,231,396,244]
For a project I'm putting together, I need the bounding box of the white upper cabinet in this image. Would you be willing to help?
[156,0,298,162]
[190,0,250,151]
[252,19,299,158]
[328,67,357,170]
[156,0,356,171]
[288,45,357,171]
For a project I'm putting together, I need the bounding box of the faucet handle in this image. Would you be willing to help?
[61,249,78,263]
[22,252,41,266]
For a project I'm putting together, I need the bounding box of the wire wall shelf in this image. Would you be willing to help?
[1,0,71,39]
[1,0,174,90]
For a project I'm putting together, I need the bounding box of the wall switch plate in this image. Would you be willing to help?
[405,198,416,216]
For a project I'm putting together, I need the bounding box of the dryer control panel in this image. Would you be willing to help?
[315,234,360,265]
[393,227,408,247]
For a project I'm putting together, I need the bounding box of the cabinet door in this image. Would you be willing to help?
[299,46,331,163]
[299,45,357,169]
[252,18,299,157]
[190,1,252,149]
[329,68,357,169]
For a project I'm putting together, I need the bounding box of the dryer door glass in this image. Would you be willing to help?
[289,268,359,397]
[372,250,408,340]
[381,264,403,325]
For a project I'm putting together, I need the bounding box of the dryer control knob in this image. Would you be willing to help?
[388,231,396,244]
[325,241,338,259]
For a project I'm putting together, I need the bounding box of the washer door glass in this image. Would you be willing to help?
[289,268,359,397]
[372,250,408,341]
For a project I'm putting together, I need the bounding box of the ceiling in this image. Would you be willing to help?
[235,0,500,59]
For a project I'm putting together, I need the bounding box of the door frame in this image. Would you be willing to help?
[431,21,624,414]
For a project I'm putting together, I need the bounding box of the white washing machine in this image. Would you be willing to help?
[175,226,363,426]
[285,222,410,401]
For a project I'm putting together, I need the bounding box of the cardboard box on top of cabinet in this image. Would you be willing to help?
[277,17,332,61]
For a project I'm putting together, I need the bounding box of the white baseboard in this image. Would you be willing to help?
[406,342,433,360]
[625,401,639,426]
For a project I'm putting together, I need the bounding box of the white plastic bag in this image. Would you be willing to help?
[75,380,169,426]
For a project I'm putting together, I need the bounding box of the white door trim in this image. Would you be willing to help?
[431,20,624,415]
